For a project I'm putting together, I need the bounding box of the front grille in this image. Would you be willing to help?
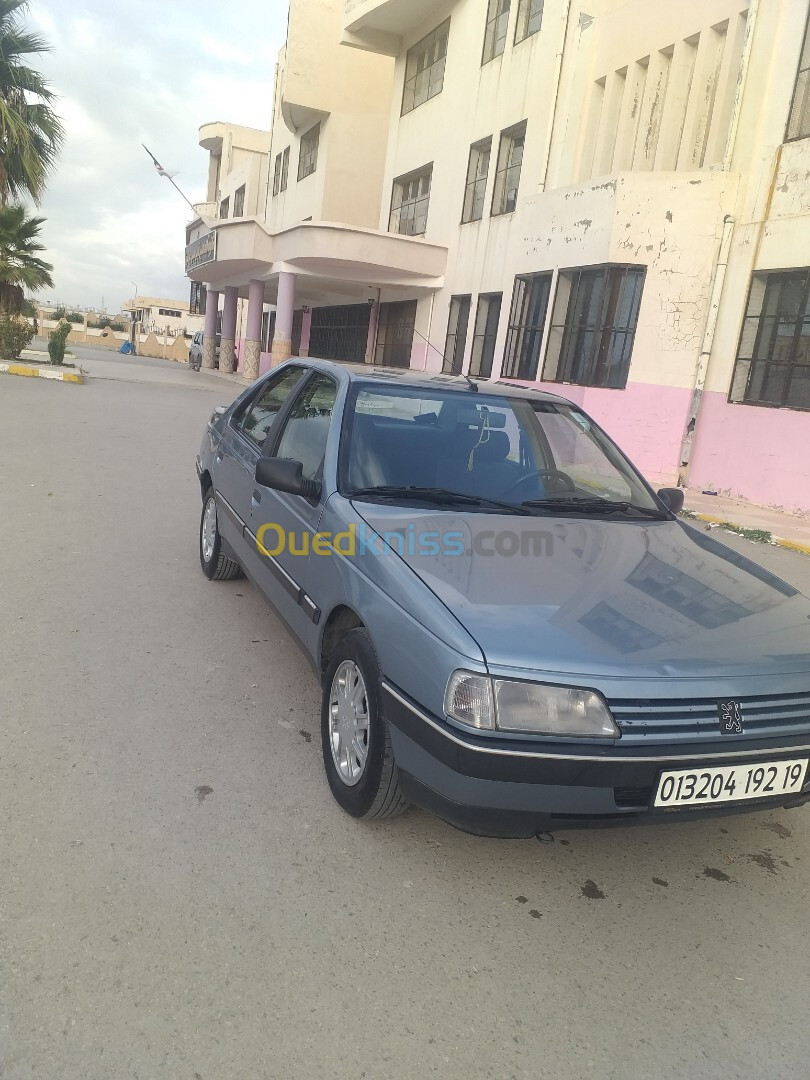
[610,691,810,744]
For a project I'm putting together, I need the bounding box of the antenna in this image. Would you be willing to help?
[410,328,479,391]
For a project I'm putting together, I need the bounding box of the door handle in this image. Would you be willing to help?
[252,490,262,506]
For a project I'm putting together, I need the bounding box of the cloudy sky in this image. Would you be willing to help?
[28,0,287,314]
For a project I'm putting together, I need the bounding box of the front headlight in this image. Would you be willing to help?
[445,672,619,739]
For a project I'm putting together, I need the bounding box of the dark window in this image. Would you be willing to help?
[514,0,543,44]
[219,197,229,219]
[502,273,552,379]
[274,373,338,483]
[492,121,526,215]
[442,295,472,373]
[233,184,245,217]
[786,9,810,141]
[729,268,810,410]
[374,300,417,368]
[483,0,511,64]
[542,265,645,389]
[402,19,449,115]
[280,146,289,192]
[462,138,491,223]
[389,165,432,236]
[189,281,206,316]
[158,308,182,318]
[273,153,282,196]
[298,124,320,181]
[309,304,371,363]
[469,293,502,377]
[236,367,308,448]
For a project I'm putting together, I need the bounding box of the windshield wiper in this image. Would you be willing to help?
[520,496,669,520]
[349,486,532,515]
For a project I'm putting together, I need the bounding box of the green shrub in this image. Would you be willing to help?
[0,315,35,360]
[65,311,84,324]
[87,316,125,332]
[47,320,72,365]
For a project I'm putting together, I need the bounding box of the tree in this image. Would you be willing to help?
[0,202,52,313]
[0,0,64,204]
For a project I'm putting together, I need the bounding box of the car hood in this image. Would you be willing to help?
[352,505,810,680]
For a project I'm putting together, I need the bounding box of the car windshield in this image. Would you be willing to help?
[343,384,662,515]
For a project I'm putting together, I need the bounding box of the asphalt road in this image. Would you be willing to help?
[2,350,810,1080]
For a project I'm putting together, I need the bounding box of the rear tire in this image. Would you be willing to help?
[200,487,242,581]
[321,629,409,821]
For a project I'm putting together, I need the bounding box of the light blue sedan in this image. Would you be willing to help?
[196,359,810,836]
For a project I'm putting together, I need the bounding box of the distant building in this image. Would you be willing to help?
[122,297,205,337]
[185,0,810,514]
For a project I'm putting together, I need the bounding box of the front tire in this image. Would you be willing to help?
[199,487,242,581]
[321,629,409,820]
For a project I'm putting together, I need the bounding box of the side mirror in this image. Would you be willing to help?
[657,487,684,514]
[256,456,321,501]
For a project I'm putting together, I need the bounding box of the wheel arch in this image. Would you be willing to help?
[199,469,213,501]
[319,605,365,685]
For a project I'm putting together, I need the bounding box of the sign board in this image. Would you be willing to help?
[185,230,217,275]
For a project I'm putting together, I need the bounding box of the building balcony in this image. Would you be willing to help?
[343,0,438,54]
[185,218,447,305]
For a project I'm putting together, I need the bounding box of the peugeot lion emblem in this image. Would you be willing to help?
[718,700,744,735]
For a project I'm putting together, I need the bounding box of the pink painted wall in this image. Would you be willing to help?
[259,350,272,375]
[688,392,810,514]
[516,380,693,486]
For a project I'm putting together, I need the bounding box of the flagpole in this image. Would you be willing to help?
[142,143,197,214]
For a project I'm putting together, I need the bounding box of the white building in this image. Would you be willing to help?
[186,0,810,514]
[122,296,204,337]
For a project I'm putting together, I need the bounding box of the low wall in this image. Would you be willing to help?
[32,318,189,363]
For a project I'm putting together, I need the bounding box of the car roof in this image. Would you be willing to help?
[294,357,575,406]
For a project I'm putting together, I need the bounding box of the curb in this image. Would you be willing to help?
[0,361,83,384]
[686,511,810,557]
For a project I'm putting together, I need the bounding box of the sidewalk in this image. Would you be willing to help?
[683,489,810,555]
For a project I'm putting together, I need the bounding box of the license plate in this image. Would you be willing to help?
[654,758,808,808]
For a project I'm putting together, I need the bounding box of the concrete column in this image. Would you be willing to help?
[202,288,220,370]
[243,279,265,382]
[219,286,239,374]
[365,301,379,365]
[271,271,296,367]
[299,309,312,357]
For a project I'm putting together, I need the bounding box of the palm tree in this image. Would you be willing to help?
[0,201,52,312]
[0,0,64,204]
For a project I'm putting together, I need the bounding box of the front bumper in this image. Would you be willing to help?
[383,682,810,837]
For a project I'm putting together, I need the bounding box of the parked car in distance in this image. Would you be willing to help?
[189,330,221,371]
[196,359,810,837]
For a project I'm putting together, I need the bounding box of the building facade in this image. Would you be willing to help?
[186,0,810,513]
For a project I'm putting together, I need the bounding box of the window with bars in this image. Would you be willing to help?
[514,0,543,44]
[402,20,450,115]
[469,293,502,378]
[462,138,492,223]
[492,121,526,215]
[502,273,552,379]
[389,165,432,236]
[219,196,229,219]
[729,268,810,411]
[786,10,810,141]
[280,147,289,192]
[482,0,511,64]
[233,185,245,217]
[542,265,645,389]
[273,153,282,196]
[442,296,472,373]
[189,281,206,316]
[298,123,320,181]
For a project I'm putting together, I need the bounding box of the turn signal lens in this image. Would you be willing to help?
[444,671,495,730]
